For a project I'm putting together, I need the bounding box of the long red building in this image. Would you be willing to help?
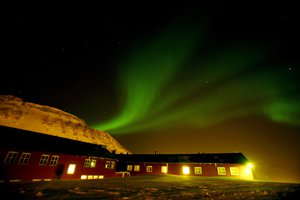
[0,125,119,182]
[0,125,254,182]
[115,153,254,180]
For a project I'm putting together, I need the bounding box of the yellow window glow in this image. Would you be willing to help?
[127,165,133,171]
[90,159,96,168]
[67,164,76,174]
[194,167,202,174]
[182,166,190,175]
[98,175,104,179]
[230,167,240,175]
[81,175,87,179]
[161,166,168,173]
[134,165,140,171]
[146,166,153,172]
[217,167,226,175]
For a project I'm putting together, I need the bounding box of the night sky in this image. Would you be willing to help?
[2,2,300,182]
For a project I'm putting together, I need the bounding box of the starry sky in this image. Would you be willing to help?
[2,2,300,182]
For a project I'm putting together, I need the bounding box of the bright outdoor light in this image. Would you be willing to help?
[247,163,253,169]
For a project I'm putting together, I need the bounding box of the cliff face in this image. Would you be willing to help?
[0,95,131,154]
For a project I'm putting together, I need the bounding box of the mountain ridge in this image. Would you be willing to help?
[0,95,131,154]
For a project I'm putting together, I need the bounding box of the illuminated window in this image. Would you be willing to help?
[39,154,49,165]
[84,159,90,167]
[81,175,87,179]
[134,165,140,171]
[84,158,97,168]
[98,175,104,179]
[146,166,153,172]
[127,165,133,171]
[67,164,76,174]
[4,151,18,164]
[230,167,240,175]
[105,161,115,169]
[217,167,226,175]
[90,159,97,168]
[49,155,59,166]
[18,153,31,164]
[161,166,168,173]
[194,167,202,174]
[182,166,190,175]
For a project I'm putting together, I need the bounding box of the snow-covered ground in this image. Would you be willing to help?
[1,175,299,199]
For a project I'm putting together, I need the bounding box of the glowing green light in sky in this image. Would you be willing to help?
[263,98,300,126]
[92,17,300,135]
[93,18,203,133]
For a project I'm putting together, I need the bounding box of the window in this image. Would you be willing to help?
[90,159,97,168]
[194,167,202,174]
[49,155,59,166]
[84,158,97,168]
[4,151,18,164]
[161,166,168,173]
[84,159,90,167]
[39,154,49,165]
[146,166,152,172]
[83,158,97,168]
[18,153,31,164]
[134,165,140,171]
[182,166,190,175]
[230,167,240,175]
[81,175,87,179]
[217,167,226,175]
[105,161,115,169]
[67,164,76,174]
[127,165,133,171]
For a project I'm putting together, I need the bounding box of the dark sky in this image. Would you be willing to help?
[2,2,300,182]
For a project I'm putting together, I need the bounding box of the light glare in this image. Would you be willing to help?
[247,163,253,169]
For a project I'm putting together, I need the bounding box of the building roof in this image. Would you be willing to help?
[116,153,249,164]
[0,125,117,159]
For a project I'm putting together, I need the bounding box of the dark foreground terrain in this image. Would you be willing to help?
[1,175,300,199]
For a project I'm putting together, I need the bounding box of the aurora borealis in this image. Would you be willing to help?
[2,2,300,182]
[92,12,299,135]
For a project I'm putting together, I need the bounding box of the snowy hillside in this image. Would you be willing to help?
[0,95,131,154]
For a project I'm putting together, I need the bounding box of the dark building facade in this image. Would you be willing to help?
[0,125,253,182]
[116,153,253,179]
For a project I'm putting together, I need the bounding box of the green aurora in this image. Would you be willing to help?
[92,17,299,135]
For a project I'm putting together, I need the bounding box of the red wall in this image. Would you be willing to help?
[125,162,247,178]
[1,148,251,181]
[0,148,118,182]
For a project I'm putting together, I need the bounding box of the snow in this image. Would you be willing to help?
[1,175,299,199]
[0,95,131,154]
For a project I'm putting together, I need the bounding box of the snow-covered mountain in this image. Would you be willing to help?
[0,95,131,154]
